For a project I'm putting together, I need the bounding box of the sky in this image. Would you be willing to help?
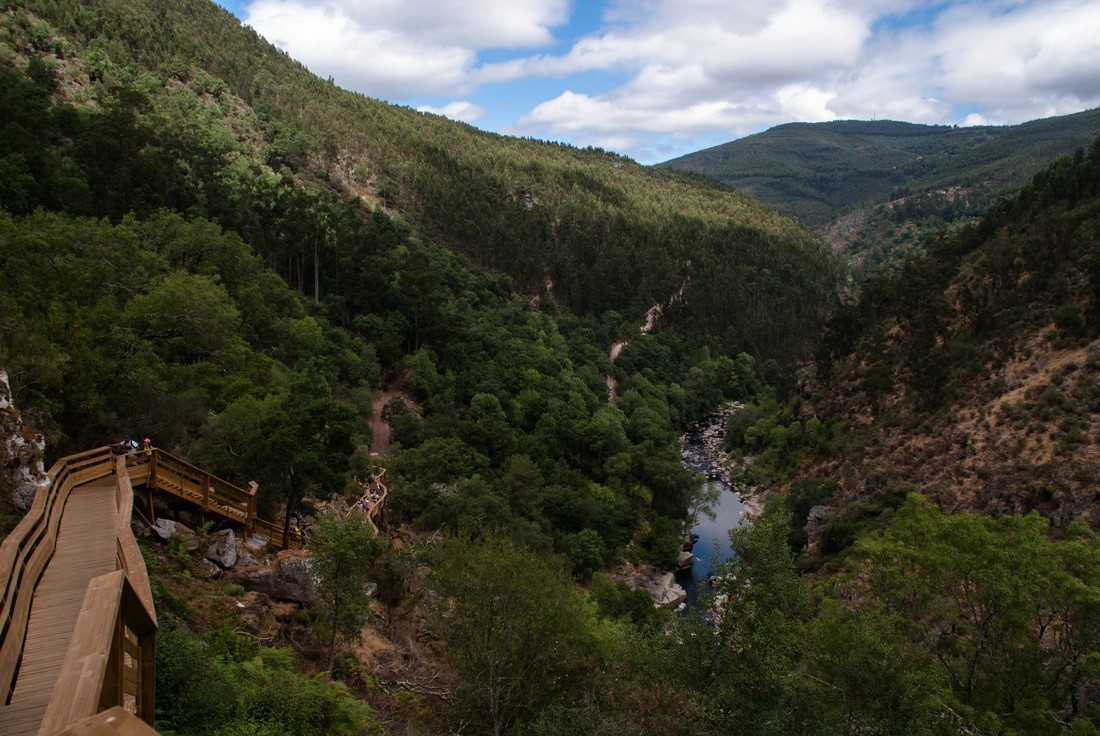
[212,0,1100,164]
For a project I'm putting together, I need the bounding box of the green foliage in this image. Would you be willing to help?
[855,495,1100,733]
[156,619,380,736]
[310,511,385,670]
[587,573,666,629]
[156,621,237,734]
[10,0,839,375]
[429,535,605,735]
[702,507,946,736]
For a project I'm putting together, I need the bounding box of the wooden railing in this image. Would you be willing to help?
[0,443,309,735]
[37,568,156,733]
[347,469,388,534]
[125,450,254,524]
[0,448,158,733]
[124,449,298,549]
[0,447,116,704]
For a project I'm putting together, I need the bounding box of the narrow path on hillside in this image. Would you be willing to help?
[606,279,689,402]
[369,370,416,455]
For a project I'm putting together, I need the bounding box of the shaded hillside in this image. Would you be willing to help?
[7,0,839,369]
[662,113,1100,277]
[661,113,1100,225]
[727,138,1100,553]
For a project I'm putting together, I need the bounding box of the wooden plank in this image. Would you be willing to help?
[0,460,114,702]
[50,706,158,736]
[36,571,124,736]
[4,479,118,734]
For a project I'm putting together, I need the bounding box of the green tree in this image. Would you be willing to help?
[210,371,356,546]
[310,510,385,671]
[429,535,602,735]
[855,495,1100,732]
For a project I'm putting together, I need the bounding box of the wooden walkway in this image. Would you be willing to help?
[0,478,118,736]
[0,444,375,735]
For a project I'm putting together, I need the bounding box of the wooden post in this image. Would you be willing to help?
[148,450,158,489]
[100,617,124,711]
[139,630,156,726]
[247,481,259,533]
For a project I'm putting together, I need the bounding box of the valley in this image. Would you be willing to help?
[0,0,1097,734]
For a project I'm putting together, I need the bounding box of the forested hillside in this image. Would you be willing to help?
[726,137,1100,560]
[662,112,1100,275]
[0,2,786,730]
[3,0,838,369]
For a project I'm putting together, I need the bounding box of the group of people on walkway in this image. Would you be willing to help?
[118,434,153,455]
[352,473,385,514]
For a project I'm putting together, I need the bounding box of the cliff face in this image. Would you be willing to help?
[0,369,49,512]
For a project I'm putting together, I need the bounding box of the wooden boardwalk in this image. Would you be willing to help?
[0,478,118,736]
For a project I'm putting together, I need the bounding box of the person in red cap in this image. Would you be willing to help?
[142,438,153,456]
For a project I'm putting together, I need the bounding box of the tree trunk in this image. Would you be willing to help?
[282,468,297,550]
[313,239,320,303]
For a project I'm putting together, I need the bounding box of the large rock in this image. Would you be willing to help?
[676,551,694,571]
[199,559,223,579]
[243,534,270,552]
[651,572,688,607]
[804,504,834,553]
[277,557,317,604]
[234,591,271,634]
[624,566,688,608]
[229,556,317,604]
[205,529,237,568]
[151,519,199,551]
[237,552,261,568]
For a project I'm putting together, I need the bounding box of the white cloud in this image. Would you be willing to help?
[243,0,567,98]
[417,100,487,123]
[241,0,1100,162]
[507,0,1100,160]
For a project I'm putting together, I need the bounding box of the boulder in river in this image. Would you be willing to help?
[621,566,688,608]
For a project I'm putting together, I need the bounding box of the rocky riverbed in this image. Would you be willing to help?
[680,401,764,515]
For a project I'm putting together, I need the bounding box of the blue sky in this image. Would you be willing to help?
[213,0,1100,163]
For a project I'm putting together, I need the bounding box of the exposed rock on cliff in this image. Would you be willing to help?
[0,369,49,512]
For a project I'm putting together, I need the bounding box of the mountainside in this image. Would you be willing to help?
[727,137,1100,559]
[3,0,837,370]
[662,113,1100,224]
[661,113,1100,275]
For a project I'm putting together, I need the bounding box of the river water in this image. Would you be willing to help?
[676,424,748,611]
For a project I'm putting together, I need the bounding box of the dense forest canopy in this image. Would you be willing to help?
[0,0,788,575]
[3,0,839,368]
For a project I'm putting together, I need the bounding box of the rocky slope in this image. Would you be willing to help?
[0,368,48,514]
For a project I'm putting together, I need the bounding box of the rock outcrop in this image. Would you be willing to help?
[204,529,238,568]
[151,519,200,551]
[229,554,317,604]
[620,565,687,608]
[0,368,49,512]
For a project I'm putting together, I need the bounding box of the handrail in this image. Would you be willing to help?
[127,449,253,524]
[0,446,116,702]
[115,457,156,627]
[37,569,156,734]
[52,706,159,736]
[0,448,158,732]
[122,449,298,550]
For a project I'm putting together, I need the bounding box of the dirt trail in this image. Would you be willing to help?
[606,281,688,402]
[369,370,416,455]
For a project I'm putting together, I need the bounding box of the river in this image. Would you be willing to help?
[676,414,750,611]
